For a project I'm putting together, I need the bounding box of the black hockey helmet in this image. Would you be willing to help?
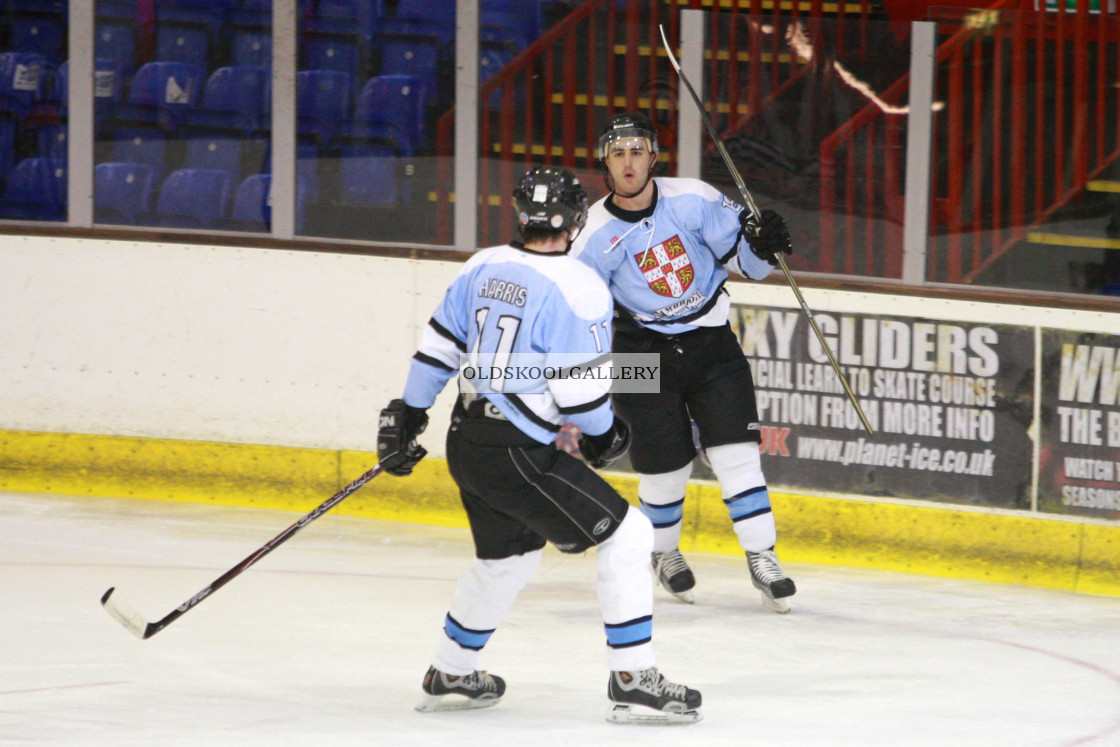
[596,111,659,160]
[512,166,589,237]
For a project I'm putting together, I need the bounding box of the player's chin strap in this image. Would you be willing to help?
[564,224,584,253]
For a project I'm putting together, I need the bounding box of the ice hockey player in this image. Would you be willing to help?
[570,111,797,613]
[376,165,702,723]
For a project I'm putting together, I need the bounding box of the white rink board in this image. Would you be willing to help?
[0,235,461,453]
[3,234,1118,458]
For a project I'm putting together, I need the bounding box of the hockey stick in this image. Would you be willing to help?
[101,463,385,639]
[659,25,874,436]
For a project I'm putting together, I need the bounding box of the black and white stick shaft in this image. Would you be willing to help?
[659,25,874,436]
[101,463,385,639]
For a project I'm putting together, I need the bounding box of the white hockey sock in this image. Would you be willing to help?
[596,507,656,672]
[432,550,541,675]
[636,463,692,554]
[705,442,777,553]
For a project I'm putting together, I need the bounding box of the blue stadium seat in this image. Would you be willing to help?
[139,167,232,228]
[94,3,140,79]
[301,1,369,82]
[127,61,206,108]
[155,0,234,69]
[178,66,270,181]
[480,44,518,109]
[106,61,205,133]
[0,117,18,187]
[51,60,69,104]
[296,70,353,146]
[259,142,322,207]
[155,26,213,69]
[228,2,272,69]
[35,124,67,162]
[6,1,67,64]
[480,0,556,54]
[107,130,170,187]
[94,162,155,225]
[157,0,232,28]
[350,74,428,156]
[0,52,52,120]
[480,13,529,55]
[371,26,443,105]
[296,144,322,207]
[337,144,400,208]
[483,0,549,47]
[330,67,406,208]
[392,0,454,43]
[301,31,363,83]
[211,172,309,233]
[181,65,270,134]
[182,135,244,178]
[230,29,272,70]
[0,157,66,221]
[319,0,384,41]
[223,172,272,230]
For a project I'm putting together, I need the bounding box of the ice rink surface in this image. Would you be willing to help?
[3,490,1120,747]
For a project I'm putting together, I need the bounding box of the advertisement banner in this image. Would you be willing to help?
[729,305,1035,508]
[1038,330,1120,519]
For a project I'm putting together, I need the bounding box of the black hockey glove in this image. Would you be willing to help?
[746,209,793,266]
[377,399,429,476]
[738,207,759,235]
[578,416,631,469]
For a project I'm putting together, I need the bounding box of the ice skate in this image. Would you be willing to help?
[606,667,702,724]
[415,666,506,712]
[747,548,796,614]
[651,550,695,604]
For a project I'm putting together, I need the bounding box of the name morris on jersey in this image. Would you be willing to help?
[635,235,694,298]
[477,278,528,307]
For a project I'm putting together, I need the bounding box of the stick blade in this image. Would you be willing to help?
[101,587,155,639]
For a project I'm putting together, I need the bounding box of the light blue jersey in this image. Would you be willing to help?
[402,244,616,444]
[570,177,774,334]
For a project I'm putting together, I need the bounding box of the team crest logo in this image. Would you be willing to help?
[635,236,694,298]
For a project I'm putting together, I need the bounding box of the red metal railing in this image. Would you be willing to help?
[818,0,1120,283]
[434,0,880,246]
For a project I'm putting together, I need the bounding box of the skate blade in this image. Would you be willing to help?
[668,588,695,604]
[606,703,703,725]
[415,693,502,713]
[657,578,696,604]
[760,592,791,614]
